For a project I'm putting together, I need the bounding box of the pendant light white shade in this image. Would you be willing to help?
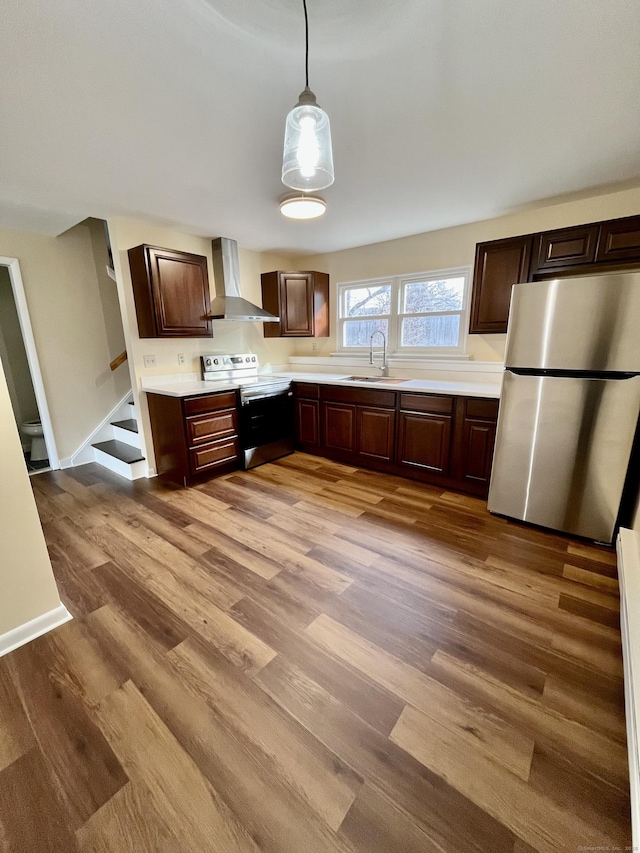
[282,87,334,192]
[280,194,327,219]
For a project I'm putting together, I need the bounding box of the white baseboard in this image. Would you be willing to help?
[60,390,133,468]
[617,527,640,850]
[0,603,73,659]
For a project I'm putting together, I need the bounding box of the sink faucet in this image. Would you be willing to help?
[369,330,389,376]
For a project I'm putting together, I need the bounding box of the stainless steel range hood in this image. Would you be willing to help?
[207,237,279,322]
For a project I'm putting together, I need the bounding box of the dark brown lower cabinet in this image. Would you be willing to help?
[147,390,240,486]
[295,398,320,447]
[294,382,499,496]
[397,411,451,475]
[323,402,357,454]
[455,397,499,488]
[357,406,396,463]
[459,418,496,486]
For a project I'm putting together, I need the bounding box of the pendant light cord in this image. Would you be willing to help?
[303,0,309,88]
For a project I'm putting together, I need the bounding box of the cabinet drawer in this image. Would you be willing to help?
[320,385,396,408]
[399,393,454,414]
[465,398,499,420]
[183,391,238,416]
[294,382,320,399]
[186,408,237,446]
[189,436,239,474]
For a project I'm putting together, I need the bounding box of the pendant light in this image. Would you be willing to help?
[281,0,334,193]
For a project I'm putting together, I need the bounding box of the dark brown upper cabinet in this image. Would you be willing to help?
[469,214,640,334]
[128,245,212,338]
[469,236,532,334]
[596,215,640,263]
[530,224,599,275]
[261,271,329,338]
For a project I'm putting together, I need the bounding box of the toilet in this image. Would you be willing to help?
[22,419,48,462]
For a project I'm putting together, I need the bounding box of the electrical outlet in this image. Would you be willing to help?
[312,342,318,352]
[177,353,185,366]
[143,354,156,368]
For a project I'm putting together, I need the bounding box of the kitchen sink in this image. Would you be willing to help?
[344,376,405,384]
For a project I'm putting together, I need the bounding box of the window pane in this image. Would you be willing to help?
[344,285,391,317]
[343,318,389,348]
[401,315,460,348]
[403,278,464,313]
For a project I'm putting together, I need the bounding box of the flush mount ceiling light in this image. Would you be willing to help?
[281,0,334,193]
[280,194,327,219]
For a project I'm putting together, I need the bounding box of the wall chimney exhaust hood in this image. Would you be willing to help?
[208,237,279,322]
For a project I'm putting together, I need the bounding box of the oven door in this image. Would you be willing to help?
[239,388,294,469]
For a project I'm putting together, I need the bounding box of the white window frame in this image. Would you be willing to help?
[336,266,471,357]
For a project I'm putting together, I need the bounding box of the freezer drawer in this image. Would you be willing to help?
[488,372,640,542]
[506,274,640,373]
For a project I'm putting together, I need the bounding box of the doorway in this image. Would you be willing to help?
[0,258,59,472]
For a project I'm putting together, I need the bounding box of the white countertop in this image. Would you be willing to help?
[272,372,502,399]
[141,372,501,399]
[141,377,242,397]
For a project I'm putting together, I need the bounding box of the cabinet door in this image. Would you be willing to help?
[531,224,599,275]
[129,245,211,338]
[279,273,314,336]
[296,399,320,446]
[357,406,395,462]
[144,246,211,337]
[397,411,451,475]
[459,417,497,486]
[323,402,357,454]
[469,236,532,334]
[596,215,640,264]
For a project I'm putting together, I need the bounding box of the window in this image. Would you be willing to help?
[337,267,470,355]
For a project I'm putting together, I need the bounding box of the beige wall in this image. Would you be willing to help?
[0,362,63,636]
[0,266,39,435]
[0,223,131,460]
[87,218,127,368]
[107,217,299,471]
[295,185,640,362]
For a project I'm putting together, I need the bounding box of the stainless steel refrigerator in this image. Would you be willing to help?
[488,272,640,543]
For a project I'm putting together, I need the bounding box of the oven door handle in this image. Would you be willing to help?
[241,389,293,405]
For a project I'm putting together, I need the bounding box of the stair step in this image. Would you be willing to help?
[92,440,144,464]
[111,418,138,433]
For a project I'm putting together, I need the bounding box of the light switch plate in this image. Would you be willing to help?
[143,354,156,368]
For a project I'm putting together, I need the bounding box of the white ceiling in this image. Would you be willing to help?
[0,0,639,253]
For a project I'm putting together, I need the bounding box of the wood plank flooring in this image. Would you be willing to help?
[0,453,631,851]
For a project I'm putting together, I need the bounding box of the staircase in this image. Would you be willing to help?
[92,400,147,480]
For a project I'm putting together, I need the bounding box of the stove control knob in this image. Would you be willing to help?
[245,356,250,362]
[252,356,256,362]
[205,358,212,366]
[213,358,219,365]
